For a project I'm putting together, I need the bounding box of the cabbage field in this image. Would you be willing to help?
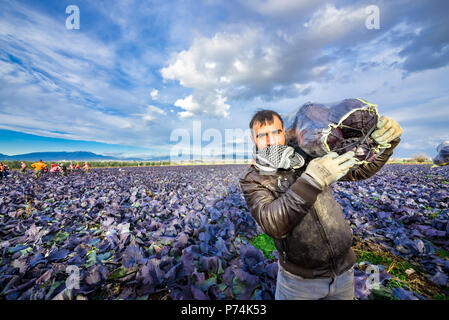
[0,164,448,300]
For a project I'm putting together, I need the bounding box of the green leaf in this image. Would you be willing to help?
[8,244,29,254]
[132,202,141,208]
[217,259,224,275]
[387,279,409,290]
[250,233,276,259]
[52,231,69,244]
[232,277,245,296]
[84,249,98,268]
[97,251,112,262]
[108,266,137,280]
[20,247,33,256]
[218,283,227,291]
[45,280,63,300]
[160,239,172,246]
[199,275,217,291]
[433,293,449,300]
[251,288,262,300]
[435,249,449,260]
[370,286,393,300]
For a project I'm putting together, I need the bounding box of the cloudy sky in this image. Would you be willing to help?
[0,0,448,159]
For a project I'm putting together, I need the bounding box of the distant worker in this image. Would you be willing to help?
[75,162,80,170]
[83,161,90,173]
[50,163,59,173]
[0,162,4,180]
[69,162,74,171]
[2,163,9,179]
[20,161,27,174]
[59,163,67,177]
[31,160,47,178]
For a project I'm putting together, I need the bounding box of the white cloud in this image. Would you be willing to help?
[160,3,386,118]
[174,91,230,119]
[161,27,306,117]
[134,105,167,122]
[150,89,159,100]
[147,105,166,115]
[162,28,270,117]
[303,4,367,42]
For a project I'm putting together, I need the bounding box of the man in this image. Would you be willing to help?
[31,160,47,178]
[59,163,68,177]
[2,163,9,179]
[239,109,401,300]
[20,161,27,174]
[50,163,59,173]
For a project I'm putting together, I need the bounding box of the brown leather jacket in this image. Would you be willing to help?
[239,139,400,279]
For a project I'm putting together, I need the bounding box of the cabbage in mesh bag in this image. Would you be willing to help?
[284,98,385,164]
[432,141,449,167]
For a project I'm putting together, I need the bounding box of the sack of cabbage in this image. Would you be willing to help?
[284,98,387,168]
[432,141,449,168]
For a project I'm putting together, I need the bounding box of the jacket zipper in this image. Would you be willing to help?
[311,208,338,278]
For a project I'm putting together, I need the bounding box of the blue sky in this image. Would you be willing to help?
[0,0,448,159]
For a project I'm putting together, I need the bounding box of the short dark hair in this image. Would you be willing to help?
[249,109,284,130]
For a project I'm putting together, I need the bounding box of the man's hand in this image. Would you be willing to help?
[371,116,402,148]
[302,151,357,189]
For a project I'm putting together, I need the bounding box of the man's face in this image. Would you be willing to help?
[251,116,286,151]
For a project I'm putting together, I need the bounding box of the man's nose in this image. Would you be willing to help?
[268,133,277,146]
[262,135,271,147]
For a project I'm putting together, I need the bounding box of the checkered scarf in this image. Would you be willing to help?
[253,145,305,172]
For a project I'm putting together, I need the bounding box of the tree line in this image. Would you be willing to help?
[1,160,172,169]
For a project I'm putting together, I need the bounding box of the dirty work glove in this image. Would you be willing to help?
[301,151,357,189]
[371,116,402,148]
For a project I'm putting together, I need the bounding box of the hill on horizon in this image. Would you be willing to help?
[0,151,141,161]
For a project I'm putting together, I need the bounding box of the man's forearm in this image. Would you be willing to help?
[240,176,321,239]
[339,138,400,181]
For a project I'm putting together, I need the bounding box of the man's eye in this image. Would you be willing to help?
[257,133,267,139]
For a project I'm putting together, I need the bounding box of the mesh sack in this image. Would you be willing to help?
[433,141,449,166]
[284,98,384,163]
